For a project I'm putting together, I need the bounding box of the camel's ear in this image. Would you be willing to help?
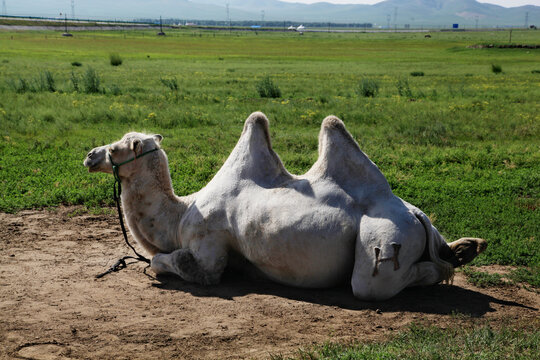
[130,138,143,155]
[153,134,163,144]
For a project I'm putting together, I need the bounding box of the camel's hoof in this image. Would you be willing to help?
[449,238,487,267]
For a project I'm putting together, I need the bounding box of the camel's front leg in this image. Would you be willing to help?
[151,240,228,285]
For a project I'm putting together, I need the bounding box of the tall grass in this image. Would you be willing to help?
[36,70,56,92]
[81,67,101,94]
[256,76,281,98]
[396,77,414,98]
[109,53,123,66]
[160,76,179,91]
[9,77,31,93]
[70,70,80,91]
[7,70,56,93]
[356,77,379,97]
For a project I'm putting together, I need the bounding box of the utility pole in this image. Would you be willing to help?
[62,13,73,36]
[226,3,231,33]
[386,14,390,29]
[261,10,265,25]
[525,11,529,28]
[394,7,398,31]
[475,15,479,30]
[157,15,165,36]
[71,0,75,19]
[2,0,6,16]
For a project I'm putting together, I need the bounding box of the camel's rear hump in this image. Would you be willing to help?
[306,116,392,202]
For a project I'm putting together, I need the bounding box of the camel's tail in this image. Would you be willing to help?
[413,209,455,284]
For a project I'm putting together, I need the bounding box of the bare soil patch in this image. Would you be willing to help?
[1,207,538,359]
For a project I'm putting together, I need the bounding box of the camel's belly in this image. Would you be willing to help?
[253,241,356,288]
[231,186,358,288]
[181,177,361,288]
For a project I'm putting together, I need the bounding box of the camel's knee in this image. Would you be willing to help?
[151,253,175,275]
[408,261,448,287]
[351,276,401,301]
[151,249,226,285]
[175,249,226,285]
[352,260,449,300]
[351,261,404,301]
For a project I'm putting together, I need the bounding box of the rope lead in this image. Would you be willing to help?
[95,148,157,279]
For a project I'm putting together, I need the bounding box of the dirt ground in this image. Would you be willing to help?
[0,207,538,360]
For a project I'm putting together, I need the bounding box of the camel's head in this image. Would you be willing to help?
[83,132,163,177]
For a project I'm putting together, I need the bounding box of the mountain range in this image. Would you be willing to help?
[7,0,540,27]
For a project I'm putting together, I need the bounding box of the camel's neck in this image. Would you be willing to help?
[120,151,195,255]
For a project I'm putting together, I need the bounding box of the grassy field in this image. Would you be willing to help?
[272,323,539,359]
[0,29,538,273]
[0,27,538,360]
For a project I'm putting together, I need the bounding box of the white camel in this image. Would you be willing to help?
[84,112,486,300]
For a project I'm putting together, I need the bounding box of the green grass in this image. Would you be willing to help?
[508,266,540,288]
[462,267,508,288]
[0,29,538,275]
[271,323,540,360]
[458,266,540,290]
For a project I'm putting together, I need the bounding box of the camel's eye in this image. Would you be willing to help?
[109,147,116,154]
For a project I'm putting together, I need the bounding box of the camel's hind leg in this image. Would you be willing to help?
[151,239,228,285]
[351,201,458,301]
[351,210,429,301]
[355,237,488,298]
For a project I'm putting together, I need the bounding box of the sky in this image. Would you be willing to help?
[279,0,540,7]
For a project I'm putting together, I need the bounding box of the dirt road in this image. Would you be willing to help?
[0,207,538,359]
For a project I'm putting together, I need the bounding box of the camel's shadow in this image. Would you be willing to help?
[150,268,536,317]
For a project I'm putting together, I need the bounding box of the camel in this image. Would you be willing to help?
[84,112,487,300]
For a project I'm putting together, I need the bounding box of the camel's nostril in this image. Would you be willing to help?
[87,152,94,158]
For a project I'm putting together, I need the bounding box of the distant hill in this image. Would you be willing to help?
[7,0,540,27]
[191,0,539,27]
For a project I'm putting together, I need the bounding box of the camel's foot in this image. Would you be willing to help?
[447,238,487,267]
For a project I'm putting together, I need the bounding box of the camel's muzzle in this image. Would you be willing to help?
[83,146,108,172]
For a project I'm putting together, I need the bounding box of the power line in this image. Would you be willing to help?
[2,0,7,16]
